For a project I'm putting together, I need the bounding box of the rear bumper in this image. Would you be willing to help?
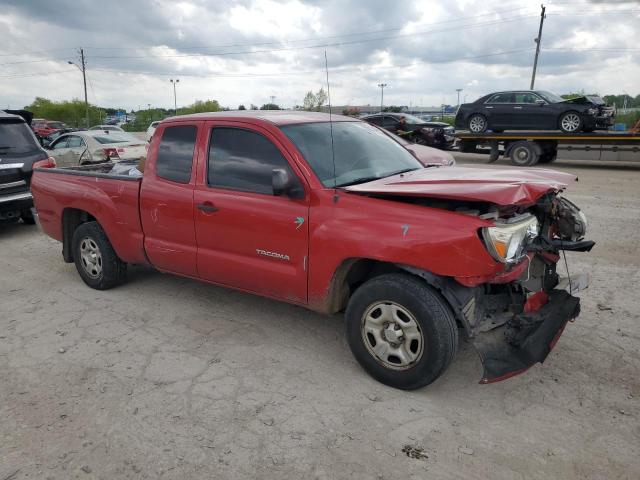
[0,191,33,218]
[473,289,581,383]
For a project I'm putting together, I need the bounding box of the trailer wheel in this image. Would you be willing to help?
[509,141,540,166]
[458,139,477,153]
[538,152,557,164]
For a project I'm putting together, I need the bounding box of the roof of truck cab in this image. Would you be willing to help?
[163,110,356,126]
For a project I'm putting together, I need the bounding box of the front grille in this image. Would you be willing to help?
[0,170,22,184]
[0,170,28,196]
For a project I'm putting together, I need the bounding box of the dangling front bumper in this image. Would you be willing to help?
[473,289,581,383]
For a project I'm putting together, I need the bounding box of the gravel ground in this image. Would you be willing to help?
[1,154,639,479]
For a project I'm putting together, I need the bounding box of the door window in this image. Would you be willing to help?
[156,125,197,183]
[66,136,85,148]
[487,93,515,104]
[515,92,543,104]
[381,116,399,128]
[51,137,69,149]
[207,127,292,195]
[366,116,383,126]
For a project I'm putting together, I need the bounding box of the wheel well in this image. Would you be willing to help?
[62,208,96,263]
[325,259,401,313]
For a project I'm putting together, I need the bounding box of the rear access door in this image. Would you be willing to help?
[140,122,201,277]
[193,121,309,303]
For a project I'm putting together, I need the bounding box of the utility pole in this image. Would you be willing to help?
[530,4,546,90]
[378,83,387,112]
[456,88,463,107]
[170,79,179,115]
[68,48,89,127]
[270,95,276,106]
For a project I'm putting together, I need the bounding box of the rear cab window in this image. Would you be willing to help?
[156,125,197,183]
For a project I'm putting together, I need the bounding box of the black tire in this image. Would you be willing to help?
[21,210,36,225]
[345,273,458,390]
[558,111,583,133]
[538,152,557,164]
[508,140,540,166]
[71,221,127,290]
[458,139,477,153]
[467,114,488,133]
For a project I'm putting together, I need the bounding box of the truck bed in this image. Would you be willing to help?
[30,162,148,266]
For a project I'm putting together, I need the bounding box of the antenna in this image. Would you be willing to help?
[324,50,337,191]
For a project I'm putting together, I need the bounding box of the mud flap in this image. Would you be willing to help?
[473,290,580,383]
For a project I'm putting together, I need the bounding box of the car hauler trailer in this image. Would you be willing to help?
[456,131,640,166]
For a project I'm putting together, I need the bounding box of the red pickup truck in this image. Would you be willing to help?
[31,111,593,389]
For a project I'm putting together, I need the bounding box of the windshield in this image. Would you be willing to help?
[399,114,427,124]
[0,121,41,154]
[537,91,565,103]
[280,121,422,187]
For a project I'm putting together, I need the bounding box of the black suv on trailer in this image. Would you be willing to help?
[455,90,616,134]
[0,110,48,224]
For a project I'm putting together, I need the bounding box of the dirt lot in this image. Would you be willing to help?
[1,155,639,480]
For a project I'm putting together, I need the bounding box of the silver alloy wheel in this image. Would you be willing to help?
[560,113,581,132]
[79,237,103,278]
[361,301,424,370]
[468,115,486,133]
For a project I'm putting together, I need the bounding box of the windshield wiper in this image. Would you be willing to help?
[336,168,420,188]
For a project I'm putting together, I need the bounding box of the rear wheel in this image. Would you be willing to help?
[345,273,458,390]
[72,221,127,289]
[467,114,488,133]
[509,140,541,166]
[559,111,582,133]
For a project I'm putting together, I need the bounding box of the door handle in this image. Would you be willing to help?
[485,106,493,109]
[514,106,523,109]
[196,202,218,213]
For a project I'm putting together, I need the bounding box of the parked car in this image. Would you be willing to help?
[46,131,147,167]
[146,121,161,141]
[89,125,125,132]
[41,128,85,148]
[455,90,616,133]
[31,111,593,390]
[374,126,455,166]
[0,110,49,223]
[361,113,454,149]
[32,119,66,137]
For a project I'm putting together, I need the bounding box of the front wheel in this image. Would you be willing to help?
[345,273,458,390]
[559,111,583,133]
[72,221,127,290]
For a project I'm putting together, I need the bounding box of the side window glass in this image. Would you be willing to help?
[208,127,291,195]
[382,116,398,127]
[487,93,514,104]
[52,138,69,149]
[156,125,197,183]
[67,136,83,148]
[515,93,539,104]
[367,116,382,126]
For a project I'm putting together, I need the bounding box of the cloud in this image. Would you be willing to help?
[0,0,637,110]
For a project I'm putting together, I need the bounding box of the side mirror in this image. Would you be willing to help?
[272,168,304,199]
[536,99,546,106]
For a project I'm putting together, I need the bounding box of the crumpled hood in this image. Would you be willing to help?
[343,165,577,206]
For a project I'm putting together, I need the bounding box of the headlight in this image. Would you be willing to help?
[587,107,598,115]
[481,215,539,264]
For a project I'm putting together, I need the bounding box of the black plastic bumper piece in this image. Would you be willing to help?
[473,290,580,383]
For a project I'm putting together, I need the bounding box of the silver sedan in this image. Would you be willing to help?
[46,131,147,167]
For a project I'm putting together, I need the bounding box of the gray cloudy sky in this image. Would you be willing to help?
[1,0,638,110]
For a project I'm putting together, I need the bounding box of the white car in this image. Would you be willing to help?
[89,125,125,132]
[146,121,161,141]
[47,131,147,167]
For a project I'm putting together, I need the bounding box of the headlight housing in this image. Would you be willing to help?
[481,215,539,264]
[587,107,598,115]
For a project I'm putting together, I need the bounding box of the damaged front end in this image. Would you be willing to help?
[446,194,593,383]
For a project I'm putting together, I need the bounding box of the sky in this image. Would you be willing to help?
[1,0,638,111]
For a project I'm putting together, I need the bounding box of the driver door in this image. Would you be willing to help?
[193,122,309,303]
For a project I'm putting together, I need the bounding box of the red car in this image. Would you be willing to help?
[31,111,593,389]
[32,119,66,137]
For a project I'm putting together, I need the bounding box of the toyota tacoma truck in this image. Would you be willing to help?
[30,111,594,390]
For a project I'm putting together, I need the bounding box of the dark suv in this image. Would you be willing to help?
[0,111,48,223]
